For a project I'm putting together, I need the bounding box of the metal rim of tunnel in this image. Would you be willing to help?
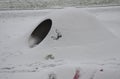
[28,19,52,48]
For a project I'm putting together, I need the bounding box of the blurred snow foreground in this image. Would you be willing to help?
[0,7,120,79]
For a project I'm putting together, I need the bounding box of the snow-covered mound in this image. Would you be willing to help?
[0,7,120,79]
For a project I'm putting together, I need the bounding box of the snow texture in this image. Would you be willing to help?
[0,6,120,79]
[0,0,120,10]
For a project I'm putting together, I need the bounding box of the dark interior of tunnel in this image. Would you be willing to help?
[29,19,52,48]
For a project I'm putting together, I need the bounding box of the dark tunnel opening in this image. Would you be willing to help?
[29,19,52,48]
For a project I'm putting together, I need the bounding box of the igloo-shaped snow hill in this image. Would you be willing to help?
[28,8,114,49]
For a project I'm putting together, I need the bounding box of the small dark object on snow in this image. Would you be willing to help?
[48,73,57,79]
[45,54,55,60]
[100,69,103,72]
[51,29,62,40]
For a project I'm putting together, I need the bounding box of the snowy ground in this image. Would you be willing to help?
[0,0,120,10]
[0,6,120,79]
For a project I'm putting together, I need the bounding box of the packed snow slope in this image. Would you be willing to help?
[0,6,120,79]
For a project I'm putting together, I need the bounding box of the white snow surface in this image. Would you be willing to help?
[0,6,120,79]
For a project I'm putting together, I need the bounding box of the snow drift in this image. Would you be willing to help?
[0,7,120,79]
[28,7,114,49]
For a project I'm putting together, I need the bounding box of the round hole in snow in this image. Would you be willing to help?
[29,19,52,48]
